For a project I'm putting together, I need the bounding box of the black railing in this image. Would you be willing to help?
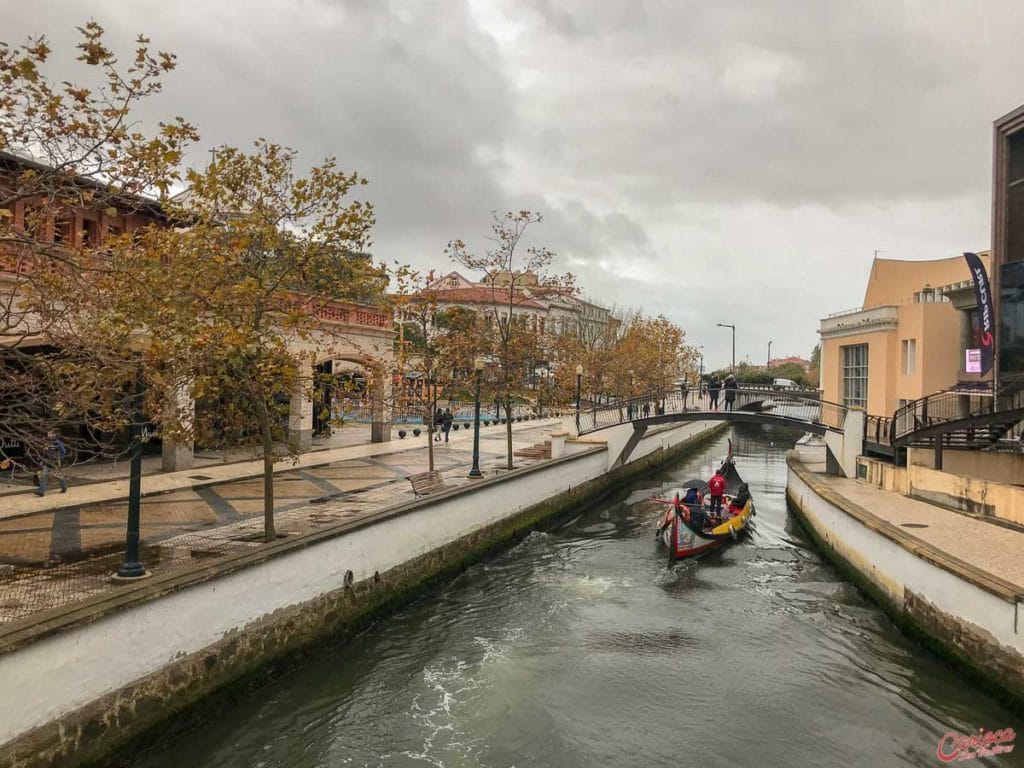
[889,384,1024,447]
[576,387,846,435]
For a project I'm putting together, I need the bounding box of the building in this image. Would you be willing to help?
[0,151,395,470]
[818,254,989,416]
[423,271,616,340]
[992,105,1024,387]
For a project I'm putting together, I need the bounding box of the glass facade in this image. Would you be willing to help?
[1000,261,1024,376]
[842,344,868,409]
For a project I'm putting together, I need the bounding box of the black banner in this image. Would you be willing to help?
[964,251,995,374]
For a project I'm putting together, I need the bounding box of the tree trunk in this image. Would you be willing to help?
[255,397,276,543]
[504,398,513,470]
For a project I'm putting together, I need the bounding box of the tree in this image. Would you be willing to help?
[0,22,197,466]
[447,211,571,469]
[77,141,380,541]
[392,269,484,472]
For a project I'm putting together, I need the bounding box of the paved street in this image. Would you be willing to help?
[0,419,572,623]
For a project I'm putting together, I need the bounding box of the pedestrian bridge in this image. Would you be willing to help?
[576,387,848,437]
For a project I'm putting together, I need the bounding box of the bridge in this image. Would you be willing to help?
[576,383,1024,474]
[577,387,848,436]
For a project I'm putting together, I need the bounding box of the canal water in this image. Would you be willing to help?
[138,427,1022,768]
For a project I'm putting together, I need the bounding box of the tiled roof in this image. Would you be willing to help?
[420,286,546,309]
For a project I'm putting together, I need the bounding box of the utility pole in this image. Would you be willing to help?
[767,340,773,368]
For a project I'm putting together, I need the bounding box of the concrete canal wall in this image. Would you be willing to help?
[786,455,1024,707]
[0,420,725,768]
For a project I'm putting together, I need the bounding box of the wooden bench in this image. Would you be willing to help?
[408,470,450,497]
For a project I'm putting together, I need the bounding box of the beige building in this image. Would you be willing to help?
[819,254,990,416]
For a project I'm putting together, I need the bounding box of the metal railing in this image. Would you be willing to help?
[889,384,1024,447]
[575,387,846,435]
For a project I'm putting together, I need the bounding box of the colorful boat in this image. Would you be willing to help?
[653,448,754,559]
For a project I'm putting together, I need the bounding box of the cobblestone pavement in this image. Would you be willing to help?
[0,420,569,624]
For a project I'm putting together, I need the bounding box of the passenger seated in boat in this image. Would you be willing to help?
[728,483,751,515]
[682,487,702,505]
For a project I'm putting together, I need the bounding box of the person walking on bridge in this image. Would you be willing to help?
[708,375,721,411]
[724,373,738,412]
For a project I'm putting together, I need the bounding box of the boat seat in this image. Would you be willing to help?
[408,470,450,497]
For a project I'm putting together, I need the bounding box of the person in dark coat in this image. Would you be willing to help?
[724,373,738,411]
[433,408,444,441]
[442,408,453,443]
[708,375,721,411]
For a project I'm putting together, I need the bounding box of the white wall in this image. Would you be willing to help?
[787,465,1023,658]
[0,421,718,748]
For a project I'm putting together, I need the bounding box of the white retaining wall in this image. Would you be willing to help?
[787,463,1024,659]
[0,420,720,749]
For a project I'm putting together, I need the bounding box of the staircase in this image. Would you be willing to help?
[890,385,1024,451]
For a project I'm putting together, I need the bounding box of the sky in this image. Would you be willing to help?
[4,0,1023,369]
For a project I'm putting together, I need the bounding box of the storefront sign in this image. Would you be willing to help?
[966,348,982,373]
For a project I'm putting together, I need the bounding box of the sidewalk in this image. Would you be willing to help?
[0,422,383,499]
[0,418,575,623]
[807,466,1024,590]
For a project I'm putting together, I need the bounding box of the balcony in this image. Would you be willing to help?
[819,305,898,339]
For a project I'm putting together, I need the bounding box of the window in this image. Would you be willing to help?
[841,344,868,409]
[81,218,99,247]
[901,339,916,375]
[53,217,72,245]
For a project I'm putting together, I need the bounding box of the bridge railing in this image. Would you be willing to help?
[576,387,846,435]
[864,414,893,446]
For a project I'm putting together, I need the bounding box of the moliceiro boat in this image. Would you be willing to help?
[654,447,755,559]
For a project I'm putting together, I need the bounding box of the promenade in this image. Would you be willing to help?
[0,418,569,623]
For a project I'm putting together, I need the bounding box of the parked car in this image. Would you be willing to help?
[772,378,799,390]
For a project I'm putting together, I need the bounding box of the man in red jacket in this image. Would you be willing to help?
[708,469,727,515]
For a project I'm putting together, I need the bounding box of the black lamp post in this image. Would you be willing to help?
[469,357,484,478]
[575,364,583,431]
[767,340,773,368]
[116,365,147,579]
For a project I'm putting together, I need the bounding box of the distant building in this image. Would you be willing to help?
[818,254,990,416]
[768,356,813,373]
[422,270,616,341]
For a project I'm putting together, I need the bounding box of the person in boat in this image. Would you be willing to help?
[728,483,751,515]
[682,486,703,505]
[707,468,726,515]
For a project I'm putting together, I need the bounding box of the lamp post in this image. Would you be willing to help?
[717,323,736,372]
[469,358,485,478]
[116,365,148,580]
[575,364,583,431]
[767,340,773,369]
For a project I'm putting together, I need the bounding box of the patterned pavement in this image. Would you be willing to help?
[0,421,567,623]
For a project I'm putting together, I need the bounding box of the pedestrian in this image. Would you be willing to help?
[708,375,721,411]
[433,407,444,441]
[642,401,651,418]
[724,373,738,412]
[680,380,689,410]
[35,431,68,497]
[708,468,727,516]
[442,407,453,443]
[627,401,634,421]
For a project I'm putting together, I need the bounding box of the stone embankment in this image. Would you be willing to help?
[0,418,725,767]
[786,451,1024,710]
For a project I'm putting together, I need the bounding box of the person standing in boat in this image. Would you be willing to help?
[723,373,738,412]
[708,468,726,515]
[708,375,721,411]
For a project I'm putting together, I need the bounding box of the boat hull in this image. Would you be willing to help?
[658,499,753,559]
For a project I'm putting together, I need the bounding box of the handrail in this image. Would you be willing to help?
[576,386,846,435]
[889,383,1024,447]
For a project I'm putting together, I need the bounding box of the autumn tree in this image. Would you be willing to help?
[72,141,380,541]
[447,211,571,470]
[392,269,486,472]
[0,22,197,466]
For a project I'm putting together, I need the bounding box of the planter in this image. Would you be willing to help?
[397,430,406,439]
[412,428,421,437]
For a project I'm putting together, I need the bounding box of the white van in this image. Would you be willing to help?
[772,378,799,390]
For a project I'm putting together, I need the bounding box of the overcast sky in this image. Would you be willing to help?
[5,0,1023,369]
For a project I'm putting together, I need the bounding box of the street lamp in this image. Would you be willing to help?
[575,364,583,431]
[469,357,485,479]
[767,340,773,369]
[717,323,736,372]
[115,365,148,580]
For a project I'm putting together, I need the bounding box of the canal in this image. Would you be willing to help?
[138,427,1021,767]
